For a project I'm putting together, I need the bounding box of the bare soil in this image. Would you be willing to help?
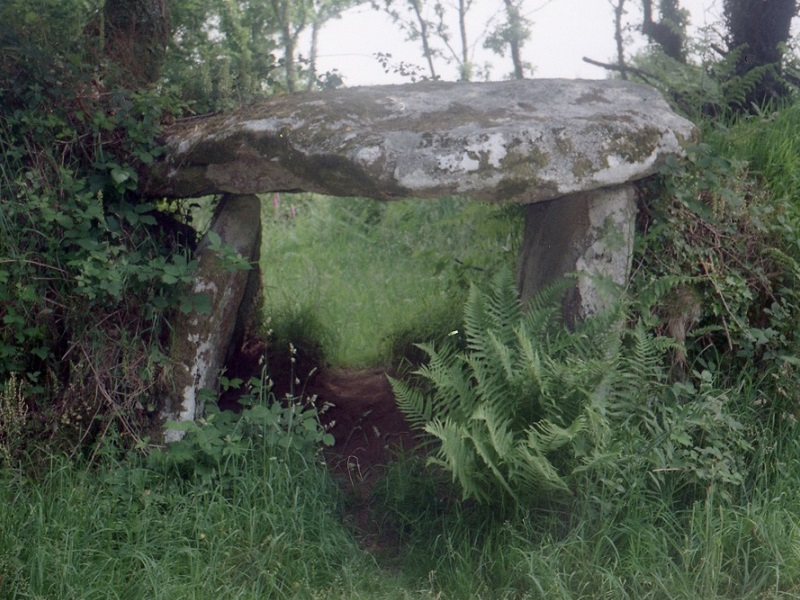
[311,368,417,479]
[221,339,423,550]
[309,367,424,552]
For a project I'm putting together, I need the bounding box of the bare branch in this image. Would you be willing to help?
[581,56,657,84]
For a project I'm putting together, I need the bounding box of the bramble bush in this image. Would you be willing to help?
[0,1,206,454]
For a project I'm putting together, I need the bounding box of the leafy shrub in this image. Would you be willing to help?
[152,364,334,483]
[0,1,236,455]
[392,268,758,510]
[594,327,754,508]
[633,143,796,373]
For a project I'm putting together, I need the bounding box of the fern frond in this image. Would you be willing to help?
[485,269,522,342]
[722,62,775,108]
[511,439,570,494]
[523,275,575,314]
[529,415,587,452]
[468,354,509,415]
[463,283,493,356]
[471,403,516,461]
[425,418,492,502]
[464,429,519,503]
[620,321,671,389]
[489,330,516,381]
[388,375,430,430]
[415,343,477,421]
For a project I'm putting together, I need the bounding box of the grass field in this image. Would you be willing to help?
[260,194,522,367]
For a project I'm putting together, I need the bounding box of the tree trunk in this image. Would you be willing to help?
[410,0,438,79]
[641,0,685,62]
[724,0,797,109]
[613,0,628,79]
[103,0,169,85]
[307,18,320,90]
[271,0,301,92]
[457,0,470,80]
[502,0,525,79]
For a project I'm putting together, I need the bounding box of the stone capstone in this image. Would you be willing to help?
[142,79,696,203]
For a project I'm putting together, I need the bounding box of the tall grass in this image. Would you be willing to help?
[366,427,800,599]
[11,440,794,600]
[261,194,521,367]
[707,103,800,204]
[0,444,423,599]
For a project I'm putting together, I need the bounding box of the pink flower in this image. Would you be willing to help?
[273,193,280,209]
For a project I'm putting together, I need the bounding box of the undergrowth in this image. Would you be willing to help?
[0,2,205,457]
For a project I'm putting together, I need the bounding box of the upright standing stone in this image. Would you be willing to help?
[517,184,637,322]
[162,194,261,442]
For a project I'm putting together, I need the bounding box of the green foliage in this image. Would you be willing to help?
[630,46,778,118]
[368,413,800,598]
[709,102,800,203]
[167,0,352,110]
[724,104,800,263]
[391,270,620,506]
[633,142,794,370]
[5,4,800,597]
[0,1,205,450]
[262,194,521,367]
[267,302,336,371]
[483,0,532,78]
[594,339,754,507]
[153,360,334,483]
[167,0,279,111]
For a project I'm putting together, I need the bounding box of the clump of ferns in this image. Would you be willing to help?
[392,270,754,511]
[390,270,667,509]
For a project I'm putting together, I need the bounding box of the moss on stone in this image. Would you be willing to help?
[572,156,595,180]
[605,126,661,163]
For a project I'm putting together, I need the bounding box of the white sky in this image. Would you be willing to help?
[310,0,730,86]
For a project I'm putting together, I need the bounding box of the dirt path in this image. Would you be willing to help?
[222,340,423,548]
[309,367,418,480]
[307,367,424,552]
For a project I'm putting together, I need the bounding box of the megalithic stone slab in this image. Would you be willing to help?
[162,194,261,443]
[141,80,698,440]
[517,184,637,322]
[141,79,697,204]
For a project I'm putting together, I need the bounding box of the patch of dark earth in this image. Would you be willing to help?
[219,337,430,557]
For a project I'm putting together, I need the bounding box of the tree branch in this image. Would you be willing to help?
[581,56,657,84]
